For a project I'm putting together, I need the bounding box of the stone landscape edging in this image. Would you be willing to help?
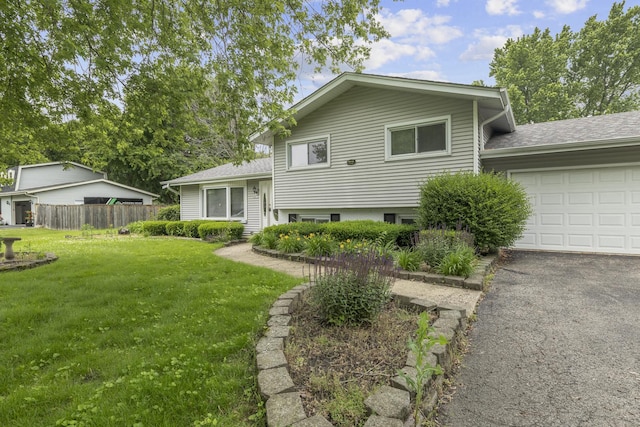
[252,245,499,291]
[0,252,58,272]
[256,283,468,427]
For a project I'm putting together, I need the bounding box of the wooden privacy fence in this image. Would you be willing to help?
[35,204,162,230]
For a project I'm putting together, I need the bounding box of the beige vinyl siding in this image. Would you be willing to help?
[245,179,262,235]
[273,86,475,210]
[180,185,200,220]
[18,164,104,190]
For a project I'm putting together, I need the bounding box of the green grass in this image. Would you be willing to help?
[0,228,302,426]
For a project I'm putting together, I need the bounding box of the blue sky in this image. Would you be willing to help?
[297,0,640,97]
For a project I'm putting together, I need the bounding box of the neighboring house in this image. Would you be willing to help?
[0,162,158,225]
[164,73,640,255]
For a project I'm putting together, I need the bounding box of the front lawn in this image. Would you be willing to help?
[0,228,302,426]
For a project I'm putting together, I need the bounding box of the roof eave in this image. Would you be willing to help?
[162,172,272,186]
[481,136,640,159]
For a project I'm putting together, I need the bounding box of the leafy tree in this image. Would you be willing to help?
[490,1,640,124]
[570,1,640,116]
[0,0,388,189]
[490,27,575,124]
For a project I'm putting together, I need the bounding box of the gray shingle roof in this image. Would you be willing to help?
[486,110,640,150]
[164,158,272,184]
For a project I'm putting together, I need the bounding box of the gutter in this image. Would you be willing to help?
[162,183,179,195]
[478,88,515,153]
[481,136,640,159]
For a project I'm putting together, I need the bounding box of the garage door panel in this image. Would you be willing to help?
[540,193,563,205]
[599,170,626,182]
[598,214,626,226]
[567,234,593,248]
[598,235,626,250]
[540,233,564,247]
[568,171,594,184]
[541,173,564,185]
[540,213,563,226]
[512,165,640,255]
[568,214,593,226]
[599,192,625,204]
[568,193,593,205]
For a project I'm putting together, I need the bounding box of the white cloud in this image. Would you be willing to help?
[364,39,435,70]
[485,0,520,16]
[361,8,461,71]
[533,10,545,18]
[436,0,451,6]
[546,0,588,14]
[377,9,463,45]
[459,26,523,61]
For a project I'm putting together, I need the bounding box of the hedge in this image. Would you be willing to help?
[142,221,171,236]
[198,222,244,241]
[263,222,325,237]
[165,221,186,237]
[262,220,417,247]
[322,220,417,247]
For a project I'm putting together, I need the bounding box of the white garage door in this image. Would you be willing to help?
[511,165,640,254]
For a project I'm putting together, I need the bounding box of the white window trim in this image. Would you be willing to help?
[202,185,247,222]
[384,115,452,161]
[285,134,331,170]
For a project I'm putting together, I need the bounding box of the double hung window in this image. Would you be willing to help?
[386,116,450,160]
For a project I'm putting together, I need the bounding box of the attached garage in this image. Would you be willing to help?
[510,165,640,254]
[482,111,640,255]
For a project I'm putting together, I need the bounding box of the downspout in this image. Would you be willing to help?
[479,102,512,152]
[473,100,479,174]
[162,183,179,196]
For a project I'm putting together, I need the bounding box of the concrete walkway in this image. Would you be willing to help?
[215,243,483,316]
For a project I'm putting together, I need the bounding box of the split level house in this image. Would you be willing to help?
[0,161,158,225]
[163,73,640,255]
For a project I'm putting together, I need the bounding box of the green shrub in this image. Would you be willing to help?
[197,222,244,242]
[261,231,278,249]
[165,221,186,236]
[126,221,145,234]
[311,250,394,326]
[304,233,336,257]
[157,205,181,221]
[436,245,477,278]
[394,248,422,272]
[264,222,324,237]
[142,221,171,236]
[179,220,208,238]
[417,171,532,250]
[322,220,417,247]
[276,232,305,253]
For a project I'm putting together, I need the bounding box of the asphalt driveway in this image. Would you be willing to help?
[438,251,640,427]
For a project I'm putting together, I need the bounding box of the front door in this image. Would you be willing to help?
[15,201,31,225]
[259,181,274,229]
